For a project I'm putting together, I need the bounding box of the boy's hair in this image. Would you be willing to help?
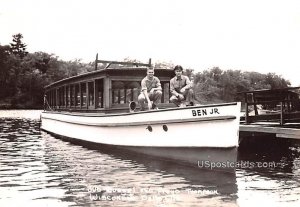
[174,65,183,71]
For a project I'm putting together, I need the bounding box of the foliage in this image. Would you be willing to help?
[192,67,291,104]
[0,34,94,108]
[9,33,28,59]
[154,61,175,69]
[0,45,13,98]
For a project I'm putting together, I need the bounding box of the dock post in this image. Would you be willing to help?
[280,101,284,125]
[253,93,258,116]
[244,93,249,124]
[95,53,98,71]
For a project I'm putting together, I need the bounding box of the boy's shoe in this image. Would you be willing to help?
[151,103,158,110]
[179,103,186,108]
[187,101,194,106]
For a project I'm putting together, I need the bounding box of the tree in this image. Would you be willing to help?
[193,69,223,104]
[0,45,12,98]
[10,33,28,59]
[31,52,52,73]
[154,60,174,69]
[265,72,290,89]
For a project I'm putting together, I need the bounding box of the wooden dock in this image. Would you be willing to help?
[238,87,300,140]
[240,122,300,139]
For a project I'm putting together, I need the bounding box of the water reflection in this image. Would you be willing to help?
[0,118,238,207]
[237,135,300,206]
[1,115,300,206]
[42,132,238,207]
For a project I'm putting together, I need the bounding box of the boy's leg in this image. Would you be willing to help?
[138,93,146,111]
[149,91,162,109]
[183,88,194,103]
[170,95,181,106]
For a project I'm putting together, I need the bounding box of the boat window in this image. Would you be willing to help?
[66,85,70,107]
[51,89,54,108]
[52,90,55,108]
[95,79,103,108]
[53,89,56,108]
[48,90,51,108]
[63,86,67,107]
[63,87,65,107]
[88,82,94,106]
[112,81,124,104]
[70,85,74,107]
[75,84,80,106]
[112,81,140,104]
[162,82,170,103]
[57,88,60,108]
[59,87,64,108]
[81,83,86,106]
[47,91,51,108]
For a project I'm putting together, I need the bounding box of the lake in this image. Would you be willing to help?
[0,110,299,206]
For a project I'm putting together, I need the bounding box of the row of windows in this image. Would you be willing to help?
[46,80,103,109]
[111,81,170,104]
[45,80,170,110]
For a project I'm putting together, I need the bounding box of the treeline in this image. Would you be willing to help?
[190,67,291,104]
[0,34,94,109]
[0,33,291,109]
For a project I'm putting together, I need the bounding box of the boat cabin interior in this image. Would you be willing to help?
[44,56,175,113]
[240,87,300,125]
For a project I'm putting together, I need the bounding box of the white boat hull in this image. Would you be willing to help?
[41,102,240,148]
[41,102,241,170]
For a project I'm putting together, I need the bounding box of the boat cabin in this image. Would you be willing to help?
[44,56,175,113]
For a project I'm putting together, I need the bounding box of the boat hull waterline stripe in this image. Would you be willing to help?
[43,102,238,118]
[42,115,236,127]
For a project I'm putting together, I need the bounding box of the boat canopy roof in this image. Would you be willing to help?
[45,55,174,89]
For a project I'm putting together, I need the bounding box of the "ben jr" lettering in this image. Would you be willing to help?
[192,108,219,116]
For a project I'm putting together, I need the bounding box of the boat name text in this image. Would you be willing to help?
[192,108,219,116]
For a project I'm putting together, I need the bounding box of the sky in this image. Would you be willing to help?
[1,0,300,86]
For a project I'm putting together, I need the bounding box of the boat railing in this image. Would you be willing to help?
[95,53,152,70]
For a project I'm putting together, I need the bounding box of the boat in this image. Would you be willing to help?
[40,55,241,171]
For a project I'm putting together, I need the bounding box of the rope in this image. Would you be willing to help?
[44,97,53,111]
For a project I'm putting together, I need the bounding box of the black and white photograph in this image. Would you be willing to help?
[1,0,300,206]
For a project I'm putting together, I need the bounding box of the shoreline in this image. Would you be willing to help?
[0,109,43,119]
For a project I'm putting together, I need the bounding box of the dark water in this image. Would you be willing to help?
[0,111,300,206]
